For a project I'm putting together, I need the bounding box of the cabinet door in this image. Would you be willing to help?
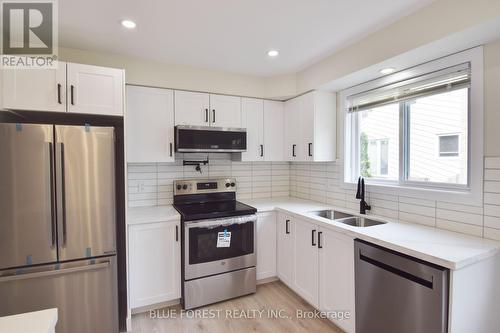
[276,213,294,288]
[126,86,175,163]
[3,62,66,112]
[284,97,302,161]
[256,212,277,280]
[319,228,355,333]
[263,100,284,161]
[293,218,319,307]
[129,221,181,309]
[67,63,124,115]
[174,90,210,126]
[241,98,264,161]
[209,94,242,128]
[300,92,315,161]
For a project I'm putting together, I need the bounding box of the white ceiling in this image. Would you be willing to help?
[59,0,435,77]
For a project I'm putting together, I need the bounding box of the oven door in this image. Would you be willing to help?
[184,214,256,280]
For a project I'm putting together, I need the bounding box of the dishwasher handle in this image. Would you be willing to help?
[359,253,433,289]
[356,240,447,290]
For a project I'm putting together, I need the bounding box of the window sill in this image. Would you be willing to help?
[342,180,482,206]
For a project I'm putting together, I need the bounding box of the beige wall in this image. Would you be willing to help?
[59,47,271,98]
[484,39,500,156]
[296,0,500,93]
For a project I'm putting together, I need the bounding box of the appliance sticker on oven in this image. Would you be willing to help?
[217,229,231,248]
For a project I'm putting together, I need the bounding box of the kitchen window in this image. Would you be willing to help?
[341,47,484,204]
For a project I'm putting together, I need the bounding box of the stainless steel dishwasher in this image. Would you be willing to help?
[354,239,449,333]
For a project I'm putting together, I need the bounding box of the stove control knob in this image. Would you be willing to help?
[225,183,231,188]
[182,184,188,190]
[176,185,182,190]
[230,182,236,187]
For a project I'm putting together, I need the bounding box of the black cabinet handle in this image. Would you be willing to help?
[205,109,209,122]
[312,229,316,246]
[175,225,179,242]
[318,231,323,249]
[70,85,75,105]
[308,143,312,157]
[260,144,264,157]
[212,109,216,123]
[57,84,62,104]
[169,143,173,157]
[285,219,290,234]
[292,144,296,157]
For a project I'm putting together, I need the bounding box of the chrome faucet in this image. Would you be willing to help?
[356,177,371,215]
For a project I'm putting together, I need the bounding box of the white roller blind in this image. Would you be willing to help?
[347,63,471,113]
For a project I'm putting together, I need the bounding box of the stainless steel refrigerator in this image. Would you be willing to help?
[0,123,118,333]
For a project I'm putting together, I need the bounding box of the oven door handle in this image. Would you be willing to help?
[184,214,257,229]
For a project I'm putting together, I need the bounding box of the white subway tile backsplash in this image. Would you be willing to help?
[127,157,289,207]
[128,156,500,240]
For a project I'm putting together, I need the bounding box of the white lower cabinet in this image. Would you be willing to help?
[292,218,319,307]
[318,228,356,333]
[129,220,181,309]
[276,213,355,333]
[256,212,277,280]
[276,213,294,288]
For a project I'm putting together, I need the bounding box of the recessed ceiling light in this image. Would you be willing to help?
[267,50,279,57]
[380,67,395,75]
[121,20,136,29]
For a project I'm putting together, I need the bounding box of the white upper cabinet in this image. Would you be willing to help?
[67,63,124,116]
[126,86,175,163]
[263,100,284,161]
[241,98,264,161]
[2,62,67,112]
[284,91,336,162]
[174,90,210,126]
[284,96,302,160]
[209,94,242,128]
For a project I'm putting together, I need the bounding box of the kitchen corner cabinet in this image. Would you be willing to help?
[284,90,336,162]
[129,220,181,309]
[2,62,124,116]
[256,212,277,280]
[174,90,242,128]
[241,98,264,161]
[240,98,284,162]
[126,86,175,163]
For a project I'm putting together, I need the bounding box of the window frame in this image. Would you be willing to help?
[340,47,483,205]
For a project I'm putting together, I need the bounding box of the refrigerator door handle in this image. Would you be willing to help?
[57,142,68,247]
[48,142,56,248]
[0,261,110,283]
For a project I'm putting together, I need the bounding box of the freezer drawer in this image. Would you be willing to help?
[0,257,118,333]
[0,123,57,270]
[55,125,116,260]
[354,240,449,333]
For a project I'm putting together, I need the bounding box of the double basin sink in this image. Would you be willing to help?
[309,209,386,228]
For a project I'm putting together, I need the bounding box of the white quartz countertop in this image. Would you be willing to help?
[0,308,58,333]
[241,197,500,270]
[128,205,180,225]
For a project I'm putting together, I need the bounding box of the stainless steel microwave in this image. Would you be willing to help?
[175,125,247,153]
